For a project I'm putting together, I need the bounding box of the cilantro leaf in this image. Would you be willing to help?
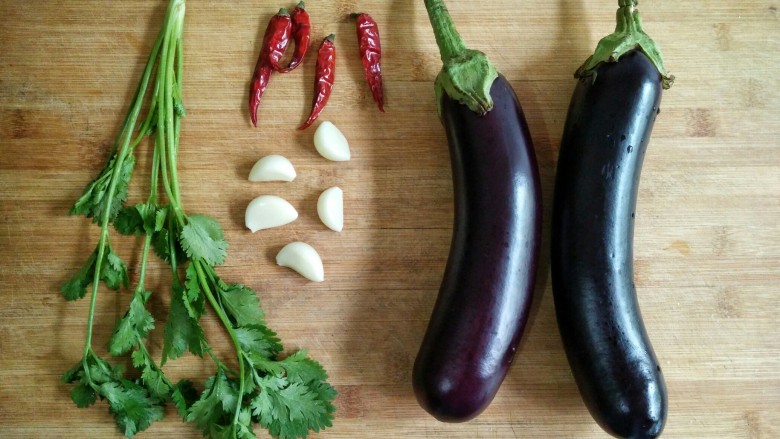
[61,244,129,301]
[162,285,205,365]
[100,380,164,438]
[250,376,288,433]
[154,206,168,232]
[235,408,258,439]
[179,214,228,266]
[62,361,86,384]
[135,203,158,234]
[69,153,136,224]
[71,383,98,408]
[101,244,130,290]
[114,205,144,236]
[220,284,266,327]
[151,211,186,264]
[235,325,283,364]
[279,351,328,385]
[187,370,238,431]
[109,291,154,356]
[183,262,206,320]
[131,350,146,369]
[61,251,98,301]
[279,382,331,428]
[141,365,170,399]
[152,227,173,262]
[251,376,334,439]
[114,203,159,236]
[171,380,198,419]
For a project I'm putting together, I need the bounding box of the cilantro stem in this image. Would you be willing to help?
[136,233,154,293]
[82,27,166,380]
[192,259,247,429]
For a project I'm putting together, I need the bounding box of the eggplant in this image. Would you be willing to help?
[551,2,674,438]
[413,0,541,422]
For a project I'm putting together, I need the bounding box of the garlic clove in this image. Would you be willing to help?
[313,121,351,161]
[317,186,344,232]
[276,242,325,282]
[245,195,298,232]
[248,155,297,182]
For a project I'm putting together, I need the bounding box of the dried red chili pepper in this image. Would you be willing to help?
[273,1,311,73]
[249,8,292,127]
[300,34,336,130]
[352,12,384,112]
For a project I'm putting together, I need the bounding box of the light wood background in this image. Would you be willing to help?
[1,0,778,437]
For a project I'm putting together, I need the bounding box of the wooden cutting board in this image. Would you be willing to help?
[1,0,778,437]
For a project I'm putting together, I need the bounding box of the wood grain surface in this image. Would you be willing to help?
[1,0,778,437]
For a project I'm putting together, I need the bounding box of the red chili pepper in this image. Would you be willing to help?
[249,9,292,127]
[273,1,311,73]
[300,34,336,130]
[352,12,384,112]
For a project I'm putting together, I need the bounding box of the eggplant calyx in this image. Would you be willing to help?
[576,0,674,89]
[435,50,498,116]
[424,0,498,116]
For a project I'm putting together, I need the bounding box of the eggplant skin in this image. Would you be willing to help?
[413,75,542,422]
[551,51,667,438]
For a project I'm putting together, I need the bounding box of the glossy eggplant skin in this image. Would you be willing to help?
[413,75,541,422]
[551,51,667,438]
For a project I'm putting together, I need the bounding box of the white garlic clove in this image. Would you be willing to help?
[276,242,325,282]
[313,121,351,161]
[245,195,298,232]
[317,186,344,232]
[248,155,297,182]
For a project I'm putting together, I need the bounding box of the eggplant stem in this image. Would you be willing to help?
[424,0,498,116]
[576,0,674,89]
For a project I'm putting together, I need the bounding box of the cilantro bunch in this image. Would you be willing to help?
[60,1,336,437]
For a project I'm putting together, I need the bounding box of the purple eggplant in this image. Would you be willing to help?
[551,2,674,438]
[413,0,541,422]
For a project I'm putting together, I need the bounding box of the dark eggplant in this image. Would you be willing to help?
[551,2,674,438]
[414,74,541,422]
[413,0,541,422]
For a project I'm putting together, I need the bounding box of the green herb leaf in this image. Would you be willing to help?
[251,376,334,439]
[151,211,186,264]
[171,380,198,419]
[101,245,130,290]
[61,251,98,301]
[183,263,206,320]
[131,350,146,369]
[179,214,228,266]
[114,205,144,236]
[141,365,170,399]
[69,153,136,224]
[62,361,85,384]
[236,325,283,363]
[162,285,206,364]
[152,227,172,262]
[71,383,98,408]
[100,380,165,438]
[235,408,258,439]
[187,370,238,431]
[109,291,154,356]
[154,206,168,232]
[279,350,328,385]
[220,283,266,327]
[61,244,129,301]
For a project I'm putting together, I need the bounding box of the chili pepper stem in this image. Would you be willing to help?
[423,0,498,116]
[575,0,674,89]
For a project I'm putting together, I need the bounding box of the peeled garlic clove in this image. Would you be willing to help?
[276,242,324,282]
[313,121,351,161]
[248,155,297,182]
[245,195,298,232]
[317,186,343,232]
